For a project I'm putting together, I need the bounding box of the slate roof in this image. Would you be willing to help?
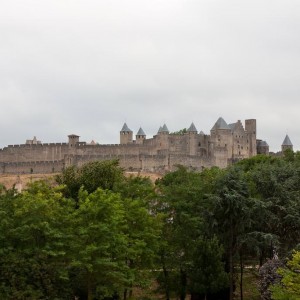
[258,140,269,147]
[120,123,132,132]
[228,123,236,130]
[187,122,198,133]
[282,135,293,146]
[157,126,162,133]
[211,117,230,131]
[199,131,205,135]
[161,124,169,132]
[136,127,146,136]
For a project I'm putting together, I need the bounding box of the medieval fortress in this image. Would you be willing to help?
[0,117,293,175]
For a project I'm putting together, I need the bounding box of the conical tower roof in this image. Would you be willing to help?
[136,127,146,136]
[161,124,169,133]
[120,123,132,133]
[282,134,293,146]
[211,117,230,131]
[157,126,162,133]
[199,130,205,135]
[187,122,198,133]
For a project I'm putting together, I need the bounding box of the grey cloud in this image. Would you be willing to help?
[0,0,300,152]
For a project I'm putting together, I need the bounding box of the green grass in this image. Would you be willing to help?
[235,268,260,300]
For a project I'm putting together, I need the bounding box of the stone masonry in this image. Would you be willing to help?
[0,117,271,175]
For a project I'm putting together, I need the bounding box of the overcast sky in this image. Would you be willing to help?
[1,0,300,152]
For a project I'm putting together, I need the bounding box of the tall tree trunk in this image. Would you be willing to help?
[162,256,170,300]
[240,250,243,300]
[87,273,93,300]
[123,288,127,300]
[229,218,234,300]
[180,268,187,300]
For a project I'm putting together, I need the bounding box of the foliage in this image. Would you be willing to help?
[271,251,300,300]
[189,237,229,296]
[156,165,228,299]
[2,156,300,299]
[0,181,74,299]
[70,188,128,299]
[170,128,187,135]
[56,159,125,200]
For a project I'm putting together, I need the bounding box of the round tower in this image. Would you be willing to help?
[120,123,133,144]
[282,134,293,152]
[136,127,146,144]
[256,140,269,155]
[187,122,198,155]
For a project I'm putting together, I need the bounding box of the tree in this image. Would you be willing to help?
[70,188,128,300]
[189,237,228,300]
[209,166,254,300]
[156,166,227,300]
[0,181,74,299]
[56,160,125,200]
[271,251,300,300]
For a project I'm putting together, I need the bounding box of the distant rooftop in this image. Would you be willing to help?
[187,122,198,132]
[282,134,293,146]
[136,127,146,136]
[211,117,230,130]
[120,123,132,133]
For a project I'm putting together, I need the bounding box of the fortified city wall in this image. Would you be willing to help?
[0,117,279,175]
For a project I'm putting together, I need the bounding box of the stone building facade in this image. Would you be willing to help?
[0,117,269,175]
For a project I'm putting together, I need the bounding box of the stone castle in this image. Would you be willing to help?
[0,117,293,175]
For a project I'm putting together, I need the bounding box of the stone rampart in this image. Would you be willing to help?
[1,160,64,174]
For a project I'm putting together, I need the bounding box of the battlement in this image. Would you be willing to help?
[0,117,268,175]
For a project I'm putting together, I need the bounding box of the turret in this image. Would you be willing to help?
[187,122,197,135]
[156,124,169,149]
[245,119,257,156]
[136,127,146,144]
[257,140,269,155]
[187,122,198,155]
[159,124,169,135]
[282,134,293,152]
[210,117,232,167]
[68,134,80,148]
[120,123,133,144]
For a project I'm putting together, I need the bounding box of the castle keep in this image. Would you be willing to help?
[0,117,270,174]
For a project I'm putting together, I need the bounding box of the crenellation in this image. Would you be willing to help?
[0,117,272,174]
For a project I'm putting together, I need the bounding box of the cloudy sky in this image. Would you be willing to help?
[1,0,300,152]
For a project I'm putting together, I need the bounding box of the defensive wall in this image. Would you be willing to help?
[0,117,274,175]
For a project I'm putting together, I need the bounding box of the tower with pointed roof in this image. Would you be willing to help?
[120,123,133,144]
[159,124,169,135]
[281,134,293,152]
[187,122,198,155]
[210,117,232,167]
[136,127,146,144]
[0,117,267,175]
